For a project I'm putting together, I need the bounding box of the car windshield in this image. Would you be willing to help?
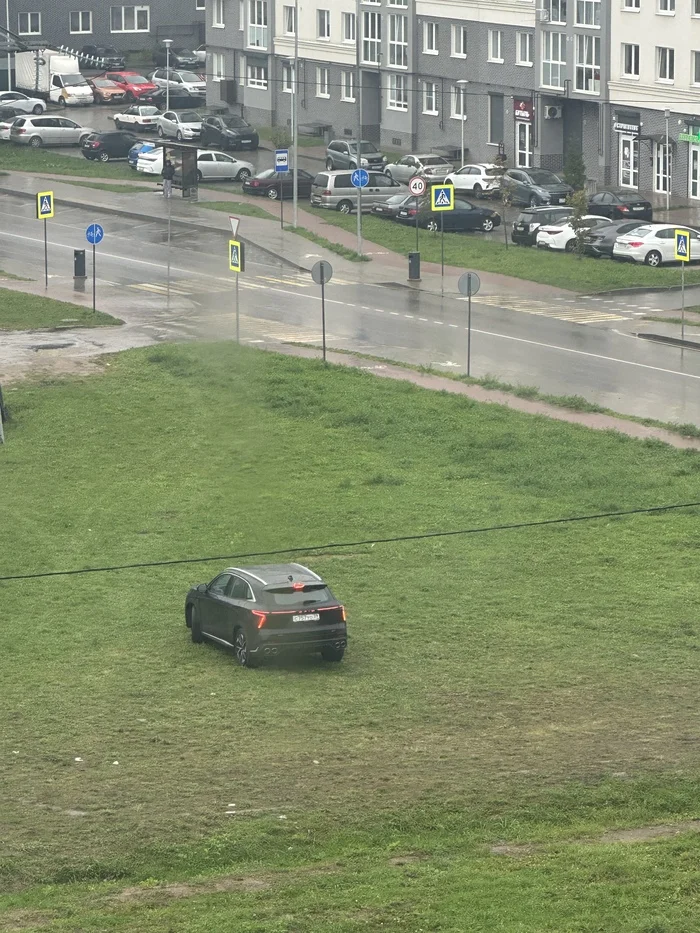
[180,111,201,122]
[140,106,158,115]
[222,116,246,128]
[176,49,195,57]
[256,169,276,179]
[528,170,564,185]
[179,72,201,82]
[129,76,149,84]
[62,74,88,86]
[421,156,449,166]
[93,79,113,87]
[348,141,379,153]
[265,584,333,607]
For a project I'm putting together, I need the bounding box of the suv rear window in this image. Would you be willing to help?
[313,173,329,186]
[265,584,332,607]
[335,173,352,187]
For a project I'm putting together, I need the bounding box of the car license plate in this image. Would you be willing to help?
[241,138,251,143]
[292,613,320,622]
[632,206,644,211]
[558,198,566,203]
[375,207,385,212]
[516,224,525,230]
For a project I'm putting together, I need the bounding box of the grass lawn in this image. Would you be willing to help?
[2,343,700,930]
[0,143,135,180]
[306,207,700,293]
[0,287,122,330]
[199,199,277,220]
[256,126,326,149]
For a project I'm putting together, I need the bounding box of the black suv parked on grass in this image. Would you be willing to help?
[511,206,573,246]
[185,563,347,667]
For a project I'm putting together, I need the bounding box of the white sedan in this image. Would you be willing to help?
[536,214,610,252]
[0,90,46,115]
[113,104,160,131]
[445,163,501,198]
[613,223,700,266]
[193,150,253,181]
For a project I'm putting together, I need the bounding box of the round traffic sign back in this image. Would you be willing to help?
[408,175,427,196]
[311,260,333,286]
[458,271,481,297]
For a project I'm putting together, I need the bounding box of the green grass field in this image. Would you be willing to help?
[0,287,122,330]
[2,343,700,931]
[0,143,136,180]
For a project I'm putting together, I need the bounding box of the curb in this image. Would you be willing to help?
[587,283,700,297]
[637,332,700,351]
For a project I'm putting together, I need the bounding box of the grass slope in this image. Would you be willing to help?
[0,287,121,330]
[2,344,700,931]
[0,143,135,180]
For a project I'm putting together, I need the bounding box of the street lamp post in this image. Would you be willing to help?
[456,79,468,168]
[355,0,363,256]
[292,0,299,228]
[664,108,670,212]
[163,39,173,113]
[5,0,11,91]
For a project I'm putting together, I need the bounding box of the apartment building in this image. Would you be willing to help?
[609,0,700,200]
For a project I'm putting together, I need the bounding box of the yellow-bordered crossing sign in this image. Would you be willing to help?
[431,184,455,212]
[229,238,245,273]
[36,191,54,219]
[675,229,690,263]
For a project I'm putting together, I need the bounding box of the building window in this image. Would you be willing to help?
[282,63,292,92]
[694,0,700,15]
[423,21,438,54]
[69,10,92,32]
[389,14,407,67]
[315,65,329,97]
[423,80,438,115]
[516,32,533,66]
[18,11,40,33]
[246,62,267,88]
[317,9,330,40]
[654,142,672,193]
[657,46,675,82]
[387,0,406,5]
[544,0,567,25]
[542,31,565,89]
[488,30,503,63]
[451,83,466,120]
[342,11,355,42]
[239,0,243,29]
[248,0,267,49]
[341,70,355,101]
[693,51,700,85]
[213,0,224,27]
[622,43,639,78]
[362,11,381,63]
[212,51,225,80]
[624,0,640,7]
[575,34,600,92]
[110,5,149,32]
[575,0,600,27]
[283,4,295,34]
[196,0,205,9]
[488,94,504,145]
[388,73,408,111]
[658,0,675,12]
[452,24,467,58]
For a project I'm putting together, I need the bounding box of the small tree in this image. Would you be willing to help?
[490,151,511,249]
[563,142,587,191]
[270,126,292,150]
[565,188,590,258]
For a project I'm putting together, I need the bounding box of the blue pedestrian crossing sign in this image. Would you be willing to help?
[431,184,455,212]
[675,229,690,262]
[36,190,54,219]
[229,238,245,273]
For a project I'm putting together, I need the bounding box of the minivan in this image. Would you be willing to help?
[311,170,407,213]
[10,115,94,147]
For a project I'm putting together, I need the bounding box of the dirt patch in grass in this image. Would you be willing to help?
[112,875,271,904]
[490,819,700,856]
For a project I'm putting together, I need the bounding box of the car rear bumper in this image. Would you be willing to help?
[253,628,348,656]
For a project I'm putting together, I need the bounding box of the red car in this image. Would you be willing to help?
[103,71,157,101]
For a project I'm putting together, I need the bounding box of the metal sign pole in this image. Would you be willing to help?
[415,205,419,253]
[92,239,96,311]
[43,218,48,288]
[321,268,327,363]
[682,262,686,342]
[467,279,472,377]
[235,272,240,344]
[167,195,172,311]
[280,187,284,229]
[441,213,445,297]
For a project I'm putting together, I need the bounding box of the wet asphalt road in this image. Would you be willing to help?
[2,191,700,425]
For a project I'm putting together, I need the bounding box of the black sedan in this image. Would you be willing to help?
[80,130,140,162]
[371,193,418,219]
[242,168,315,200]
[583,219,649,259]
[200,114,259,151]
[152,47,200,69]
[185,563,348,667]
[587,190,653,221]
[397,196,501,233]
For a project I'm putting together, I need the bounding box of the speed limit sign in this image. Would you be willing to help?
[408,175,427,196]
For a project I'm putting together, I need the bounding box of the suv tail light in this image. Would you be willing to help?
[252,610,268,629]
[540,226,562,234]
[15,127,25,134]
[627,240,644,247]
[322,189,331,195]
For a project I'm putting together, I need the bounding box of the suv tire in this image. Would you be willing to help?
[234,627,260,668]
[29,136,42,148]
[529,195,538,208]
[190,606,203,643]
[325,157,333,170]
[32,104,43,115]
[337,199,353,214]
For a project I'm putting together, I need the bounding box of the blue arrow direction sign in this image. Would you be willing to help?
[275,148,289,173]
[86,223,104,245]
[351,168,369,188]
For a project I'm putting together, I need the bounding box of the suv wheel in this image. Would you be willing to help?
[473,183,483,198]
[29,136,42,148]
[32,104,43,115]
[99,151,110,162]
[234,628,260,668]
[349,161,357,170]
[427,219,439,233]
[190,606,203,643]
[337,199,353,214]
[529,195,538,207]
[321,645,345,662]
[564,239,576,253]
[325,157,334,171]
[157,126,164,137]
[175,130,183,141]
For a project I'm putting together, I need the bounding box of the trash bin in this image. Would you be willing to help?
[74,249,86,278]
[408,251,421,282]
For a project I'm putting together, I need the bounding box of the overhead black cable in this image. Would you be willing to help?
[0,501,698,583]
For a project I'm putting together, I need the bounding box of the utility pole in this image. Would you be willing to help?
[5,0,11,91]
[163,38,172,112]
[355,0,363,256]
[292,0,299,228]
[664,108,670,212]
[456,79,468,168]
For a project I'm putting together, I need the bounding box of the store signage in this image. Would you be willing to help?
[613,121,640,134]
[514,99,534,122]
[679,132,700,144]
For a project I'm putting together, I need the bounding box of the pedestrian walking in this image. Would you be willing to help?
[162,159,175,199]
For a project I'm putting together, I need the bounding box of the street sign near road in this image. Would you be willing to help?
[86,223,104,245]
[431,184,455,211]
[229,215,240,238]
[458,271,481,297]
[675,229,690,262]
[351,168,369,188]
[229,238,245,273]
[275,149,289,173]
[408,175,427,197]
[311,260,333,285]
[36,190,54,219]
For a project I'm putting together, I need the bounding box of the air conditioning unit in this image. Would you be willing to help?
[544,105,563,120]
[536,8,550,22]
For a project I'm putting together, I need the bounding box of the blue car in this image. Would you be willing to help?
[128,141,156,169]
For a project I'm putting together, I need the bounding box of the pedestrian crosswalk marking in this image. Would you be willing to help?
[467,294,627,324]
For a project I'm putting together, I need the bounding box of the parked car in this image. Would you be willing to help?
[156,109,202,140]
[139,87,206,110]
[79,45,126,69]
[0,106,24,140]
[613,224,700,266]
[199,114,259,151]
[114,104,160,131]
[81,130,140,162]
[103,72,157,101]
[511,206,573,246]
[587,190,653,222]
[583,220,648,259]
[384,153,454,184]
[503,168,573,206]
[153,47,199,69]
[310,170,406,213]
[137,148,170,175]
[397,197,501,233]
[0,90,45,114]
[10,115,94,147]
[242,167,315,200]
[184,563,348,667]
[128,139,156,168]
[445,163,501,198]
[536,215,611,252]
[87,77,126,104]
[325,138,387,171]
[193,44,207,64]
[371,193,419,219]
[150,69,206,95]
[189,150,254,182]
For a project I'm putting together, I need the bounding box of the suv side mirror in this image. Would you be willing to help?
[197,582,207,592]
